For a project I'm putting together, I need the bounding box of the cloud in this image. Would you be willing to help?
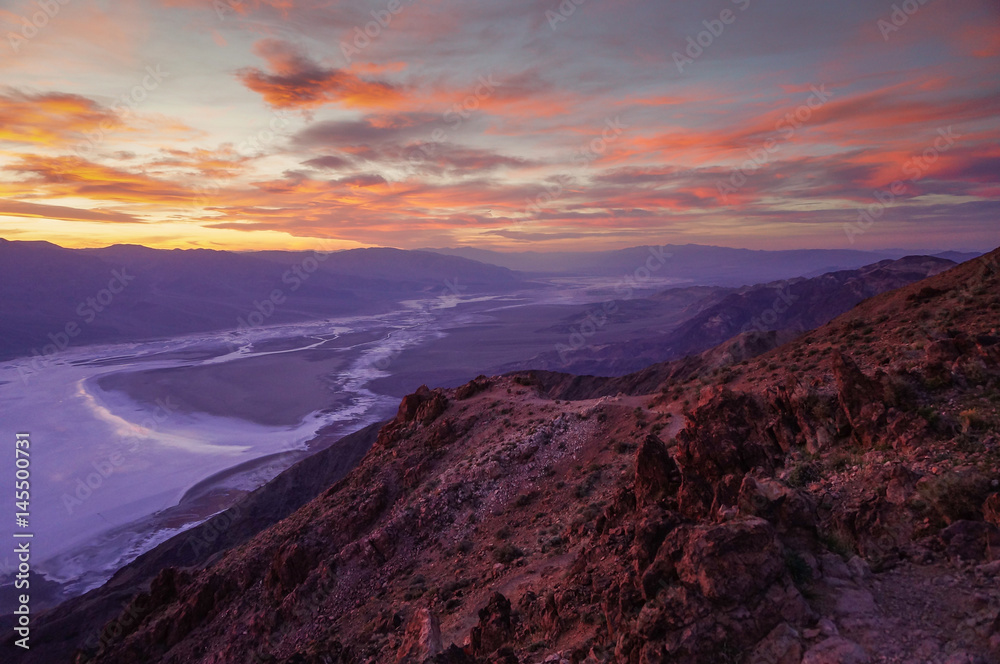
[149,147,255,178]
[303,154,354,170]
[333,174,387,187]
[0,199,143,223]
[0,89,118,147]
[5,155,193,204]
[292,113,441,148]
[237,39,403,110]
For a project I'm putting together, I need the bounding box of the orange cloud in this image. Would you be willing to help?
[237,39,403,110]
[6,155,193,204]
[149,146,254,179]
[0,89,118,147]
[0,199,143,223]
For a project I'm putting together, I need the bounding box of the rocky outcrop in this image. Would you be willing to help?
[396,609,443,663]
[470,593,516,658]
[634,434,680,508]
[985,493,1000,526]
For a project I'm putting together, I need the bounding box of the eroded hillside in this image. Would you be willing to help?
[48,248,1000,663]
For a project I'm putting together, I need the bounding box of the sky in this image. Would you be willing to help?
[0,0,998,253]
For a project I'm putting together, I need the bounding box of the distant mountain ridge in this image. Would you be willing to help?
[0,240,521,362]
[424,244,981,283]
[504,254,957,375]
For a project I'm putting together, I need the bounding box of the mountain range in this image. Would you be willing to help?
[0,240,519,362]
[4,247,998,662]
[505,255,958,375]
[424,245,980,282]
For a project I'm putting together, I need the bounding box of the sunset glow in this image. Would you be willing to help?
[1,0,998,251]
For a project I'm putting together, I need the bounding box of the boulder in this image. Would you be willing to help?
[984,493,1000,526]
[940,520,1000,562]
[634,434,681,508]
[396,609,443,664]
[802,636,870,664]
[749,622,802,664]
[675,517,784,604]
[470,593,516,656]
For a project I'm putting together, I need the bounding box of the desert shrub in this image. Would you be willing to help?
[883,374,920,410]
[820,528,856,558]
[786,461,820,488]
[513,490,539,508]
[917,406,941,429]
[960,408,990,433]
[493,543,523,564]
[916,470,992,525]
[809,397,835,421]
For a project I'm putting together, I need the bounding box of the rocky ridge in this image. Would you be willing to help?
[8,249,1000,663]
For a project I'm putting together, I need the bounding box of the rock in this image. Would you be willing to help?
[631,506,681,574]
[749,622,802,664]
[818,617,839,636]
[394,386,448,425]
[454,375,491,400]
[766,582,814,625]
[801,636,870,664]
[883,464,919,505]
[634,434,681,507]
[265,543,316,597]
[397,385,433,422]
[430,645,473,663]
[975,560,1000,576]
[737,475,816,532]
[943,654,977,664]
[416,391,448,424]
[847,556,871,581]
[675,517,784,603]
[396,608,443,664]
[833,588,877,618]
[831,353,886,448]
[984,493,1000,526]
[675,390,785,518]
[470,592,515,656]
[940,520,1000,562]
[819,553,852,581]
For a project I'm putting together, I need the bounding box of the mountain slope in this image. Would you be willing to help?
[512,255,955,376]
[0,421,384,664]
[19,246,999,663]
